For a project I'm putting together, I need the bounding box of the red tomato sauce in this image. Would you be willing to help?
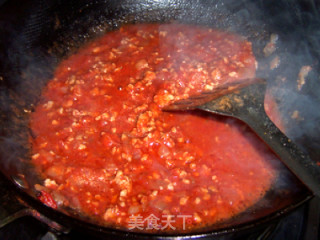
[30,24,277,232]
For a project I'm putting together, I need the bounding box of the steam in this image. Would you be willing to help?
[0,0,318,231]
[0,53,52,187]
[253,0,320,161]
[0,6,57,186]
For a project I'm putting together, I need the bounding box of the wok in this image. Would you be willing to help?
[0,0,319,239]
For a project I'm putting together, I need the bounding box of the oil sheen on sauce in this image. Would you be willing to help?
[30,24,278,232]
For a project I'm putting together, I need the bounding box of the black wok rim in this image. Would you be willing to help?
[2,172,313,239]
[0,0,318,238]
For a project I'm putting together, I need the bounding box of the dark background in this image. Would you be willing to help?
[0,0,319,239]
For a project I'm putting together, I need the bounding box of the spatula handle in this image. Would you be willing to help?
[242,107,320,197]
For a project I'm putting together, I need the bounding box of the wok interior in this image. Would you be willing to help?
[0,0,316,236]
